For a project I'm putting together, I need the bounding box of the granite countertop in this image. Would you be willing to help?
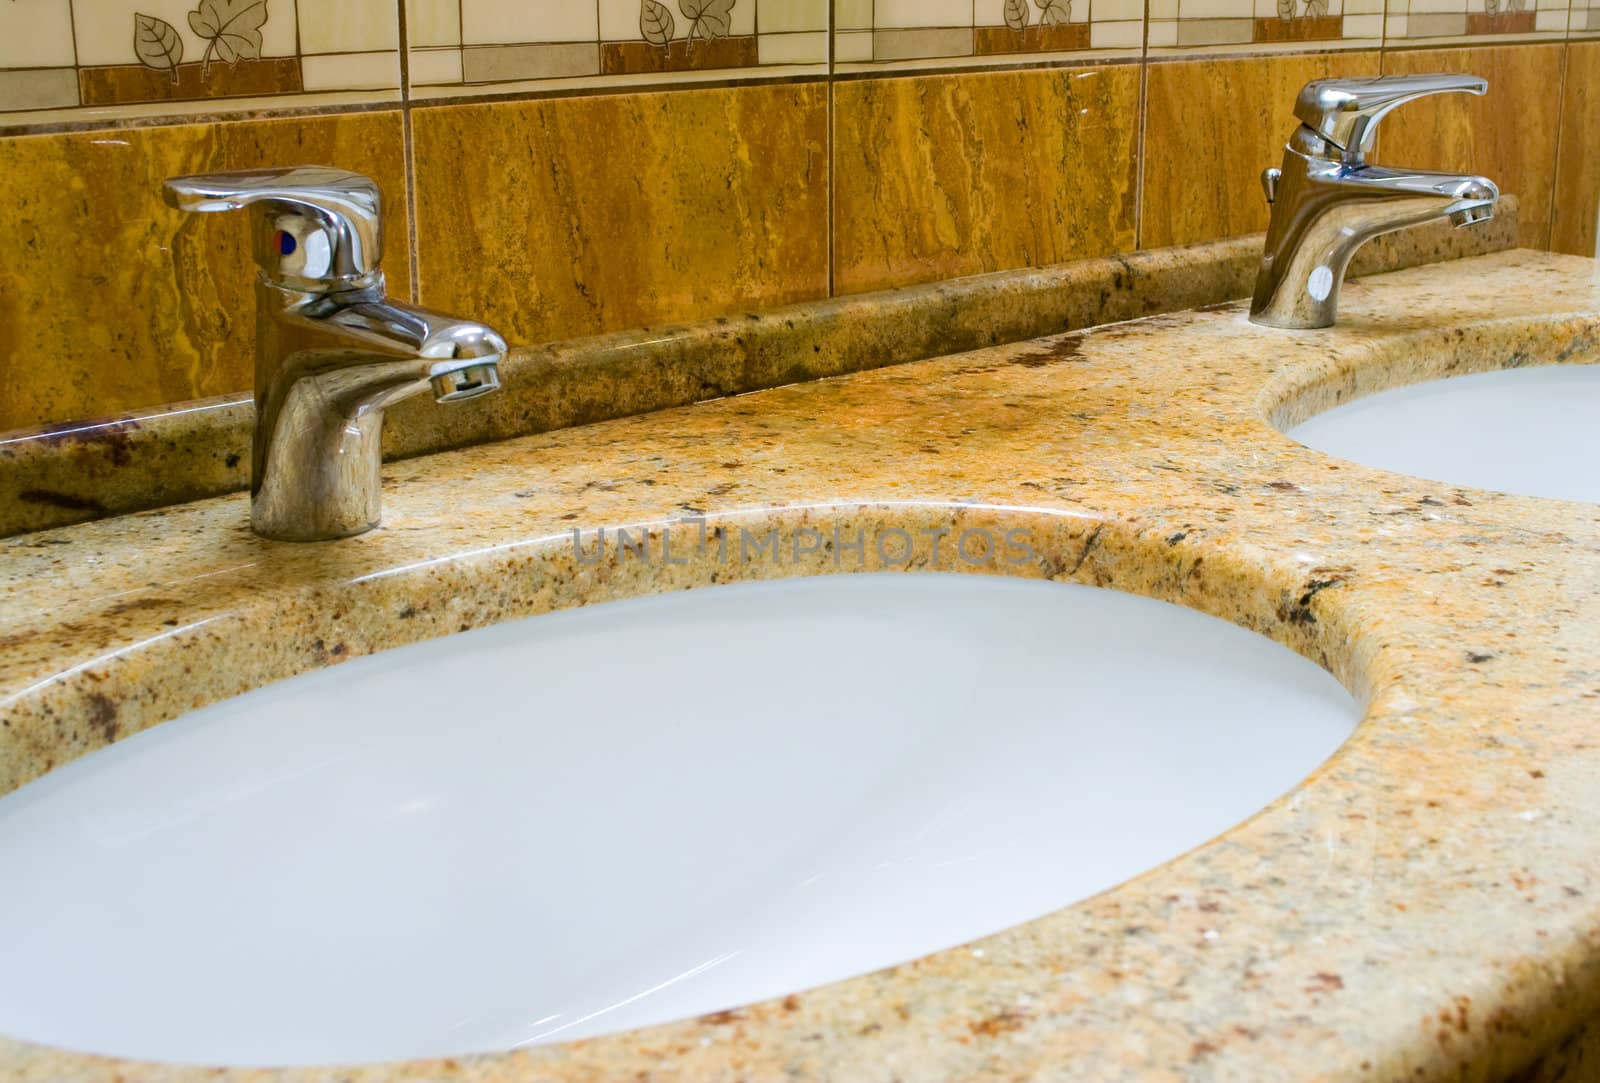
[1,248,1599,1081]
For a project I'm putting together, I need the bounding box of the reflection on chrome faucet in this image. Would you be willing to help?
[1250,74,1500,329]
[163,166,506,541]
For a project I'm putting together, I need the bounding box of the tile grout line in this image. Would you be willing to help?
[65,0,81,108]
[1135,0,1152,249]
[828,0,837,298]
[398,0,422,305]
[1547,39,1570,250]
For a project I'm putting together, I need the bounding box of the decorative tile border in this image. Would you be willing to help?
[404,0,827,98]
[0,0,1586,126]
[1148,0,1384,54]
[0,0,401,125]
[1385,0,1569,43]
[834,0,1142,71]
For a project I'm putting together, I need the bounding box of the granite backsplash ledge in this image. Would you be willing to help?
[0,204,1518,539]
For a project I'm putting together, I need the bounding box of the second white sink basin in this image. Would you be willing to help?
[0,571,1358,1067]
[1288,363,1600,502]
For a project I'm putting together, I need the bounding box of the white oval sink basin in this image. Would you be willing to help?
[0,572,1358,1067]
[1288,363,1600,502]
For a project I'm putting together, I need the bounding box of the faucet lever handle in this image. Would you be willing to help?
[163,166,383,287]
[1294,74,1487,163]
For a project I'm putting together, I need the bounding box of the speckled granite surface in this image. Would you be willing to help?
[1,248,1598,1082]
[0,203,1519,539]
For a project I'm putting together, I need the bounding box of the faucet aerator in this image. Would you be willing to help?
[1449,204,1494,229]
[431,361,502,404]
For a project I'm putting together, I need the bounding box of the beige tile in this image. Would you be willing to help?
[1404,11,1469,33]
[0,69,79,112]
[973,0,1006,24]
[407,0,463,45]
[1175,17,1254,42]
[758,30,829,62]
[0,0,76,68]
[1182,0,1255,18]
[1097,0,1146,21]
[1091,20,1145,45]
[461,43,600,81]
[300,51,402,90]
[875,0,971,27]
[874,28,975,58]
[410,47,465,84]
[298,0,398,53]
[834,29,874,59]
[758,0,828,33]
[75,0,298,66]
[598,0,644,41]
[836,0,873,29]
[460,0,597,44]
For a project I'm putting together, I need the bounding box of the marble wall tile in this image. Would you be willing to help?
[409,82,829,346]
[0,111,408,432]
[1551,43,1600,257]
[832,65,1141,295]
[1140,51,1382,248]
[1377,44,1565,249]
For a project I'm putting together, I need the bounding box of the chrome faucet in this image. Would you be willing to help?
[163,167,506,542]
[1250,75,1500,329]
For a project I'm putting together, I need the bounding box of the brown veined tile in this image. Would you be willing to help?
[410,82,829,346]
[1464,10,1538,34]
[973,23,1091,55]
[1552,42,1600,257]
[601,36,759,74]
[1377,44,1564,249]
[0,112,408,433]
[1140,51,1382,250]
[79,58,304,107]
[832,65,1140,296]
[1252,14,1343,42]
